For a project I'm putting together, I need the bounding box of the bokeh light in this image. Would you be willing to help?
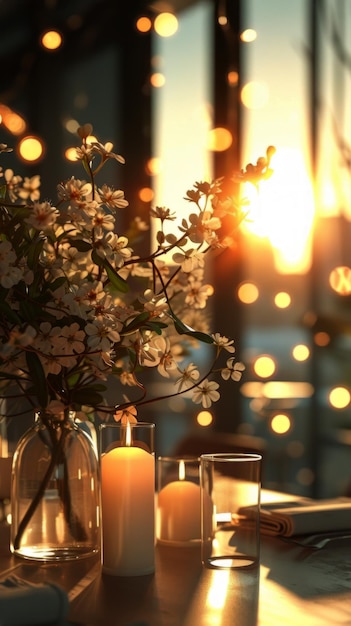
[150,73,166,88]
[146,157,162,176]
[0,105,26,135]
[237,281,259,304]
[240,28,257,42]
[18,136,44,162]
[227,70,239,86]
[154,13,178,37]
[270,413,291,435]
[274,291,291,308]
[136,16,152,33]
[241,81,269,109]
[65,147,79,161]
[328,386,351,409]
[40,30,63,50]
[329,266,351,295]
[253,355,276,378]
[206,127,232,151]
[139,187,154,203]
[313,331,330,347]
[292,344,310,361]
[196,410,213,427]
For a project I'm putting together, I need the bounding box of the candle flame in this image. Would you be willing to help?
[126,420,132,447]
[179,460,185,481]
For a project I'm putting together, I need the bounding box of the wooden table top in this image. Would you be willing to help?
[1,518,351,626]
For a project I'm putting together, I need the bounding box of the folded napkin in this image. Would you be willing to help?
[259,497,351,537]
[0,575,69,626]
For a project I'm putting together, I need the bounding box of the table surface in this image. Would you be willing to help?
[1,499,351,626]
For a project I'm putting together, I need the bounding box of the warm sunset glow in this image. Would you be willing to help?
[240,29,257,43]
[18,136,44,162]
[292,344,310,361]
[139,187,154,203]
[242,148,315,274]
[206,570,230,610]
[150,73,166,88]
[241,81,269,109]
[40,30,62,50]
[154,13,178,37]
[136,16,152,33]
[319,178,339,216]
[207,127,232,152]
[271,413,291,435]
[237,281,259,304]
[329,386,351,409]
[329,266,351,295]
[274,291,291,308]
[314,331,330,347]
[253,355,276,378]
[196,410,213,427]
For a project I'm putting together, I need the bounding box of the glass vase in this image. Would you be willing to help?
[10,411,101,561]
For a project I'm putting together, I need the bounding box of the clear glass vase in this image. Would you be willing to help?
[10,411,101,561]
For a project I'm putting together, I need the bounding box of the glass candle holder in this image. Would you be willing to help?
[200,453,262,569]
[99,422,155,576]
[156,456,201,547]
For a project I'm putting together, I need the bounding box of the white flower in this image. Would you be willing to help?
[97,185,129,210]
[175,363,200,392]
[24,201,59,230]
[191,379,220,408]
[211,333,236,353]
[86,319,121,352]
[221,358,245,381]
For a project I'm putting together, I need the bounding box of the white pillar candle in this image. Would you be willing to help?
[101,436,155,576]
[157,460,201,545]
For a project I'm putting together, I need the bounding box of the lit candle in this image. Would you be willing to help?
[101,422,155,576]
[157,460,201,545]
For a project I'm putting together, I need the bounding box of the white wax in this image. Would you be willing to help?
[157,480,201,544]
[101,446,155,576]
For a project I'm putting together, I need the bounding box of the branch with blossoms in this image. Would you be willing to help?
[0,124,275,423]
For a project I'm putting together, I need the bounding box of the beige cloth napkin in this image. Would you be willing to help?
[259,497,351,536]
[0,575,69,626]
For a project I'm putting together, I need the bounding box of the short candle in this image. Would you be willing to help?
[157,459,201,545]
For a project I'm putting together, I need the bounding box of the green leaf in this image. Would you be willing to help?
[142,321,168,335]
[124,311,150,332]
[25,351,48,408]
[171,313,214,344]
[72,239,93,252]
[46,276,67,293]
[26,238,45,271]
[91,250,129,293]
